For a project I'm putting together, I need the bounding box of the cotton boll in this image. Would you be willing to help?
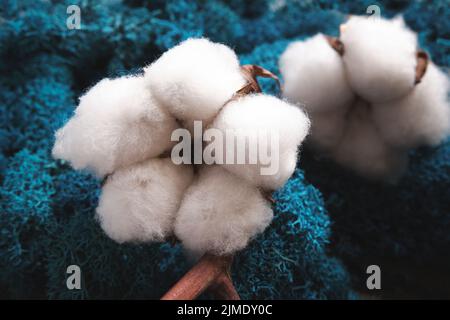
[96,158,194,243]
[144,38,247,123]
[307,108,349,154]
[52,75,178,177]
[211,94,310,190]
[340,16,418,103]
[279,33,354,113]
[332,99,408,180]
[372,63,450,148]
[174,166,273,255]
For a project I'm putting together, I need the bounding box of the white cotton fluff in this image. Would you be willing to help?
[211,94,310,190]
[174,166,273,255]
[96,158,194,243]
[340,16,418,103]
[332,99,408,180]
[307,109,349,153]
[144,38,247,124]
[279,33,354,113]
[52,75,178,177]
[372,63,450,148]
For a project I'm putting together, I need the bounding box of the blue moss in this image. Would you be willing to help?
[45,211,189,299]
[0,149,55,298]
[43,168,353,299]
[234,170,353,299]
[7,76,74,153]
[237,2,344,52]
[221,0,270,19]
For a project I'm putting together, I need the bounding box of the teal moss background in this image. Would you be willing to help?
[0,0,449,299]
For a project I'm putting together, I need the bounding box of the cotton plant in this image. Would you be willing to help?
[53,38,310,256]
[279,15,450,181]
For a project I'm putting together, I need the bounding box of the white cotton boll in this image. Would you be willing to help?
[211,94,310,190]
[174,166,273,255]
[372,63,450,148]
[332,99,408,180]
[279,33,354,113]
[52,75,178,177]
[144,38,247,123]
[340,16,418,103]
[96,158,194,243]
[307,108,349,154]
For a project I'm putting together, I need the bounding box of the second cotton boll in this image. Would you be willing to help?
[279,15,450,180]
[332,99,408,180]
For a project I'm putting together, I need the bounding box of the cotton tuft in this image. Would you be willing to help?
[211,94,310,190]
[279,33,354,113]
[174,166,273,255]
[52,75,178,177]
[96,158,194,243]
[340,16,418,103]
[144,38,247,124]
[372,63,450,148]
[332,99,408,180]
[307,108,349,153]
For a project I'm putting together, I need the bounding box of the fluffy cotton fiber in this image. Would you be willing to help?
[307,108,349,154]
[279,33,354,113]
[211,94,310,190]
[280,16,449,180]
[52,75,178,177]
[332,99,408,180]
[144,38,247,125]
[97,158,194,243]
[372,63,450,148]
[174,166,273,255]
[340,16,418,103]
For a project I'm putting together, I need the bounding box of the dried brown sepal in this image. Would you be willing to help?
[261,189,275,205]
[235,64,281,97]
[161,253,239,300]
[415,50,429,85]
[167,235,180,247]
[325,36,345,56]
[101,175,109,187]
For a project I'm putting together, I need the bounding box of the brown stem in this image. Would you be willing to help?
[209,273,241,300]
[161,254,239,300]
